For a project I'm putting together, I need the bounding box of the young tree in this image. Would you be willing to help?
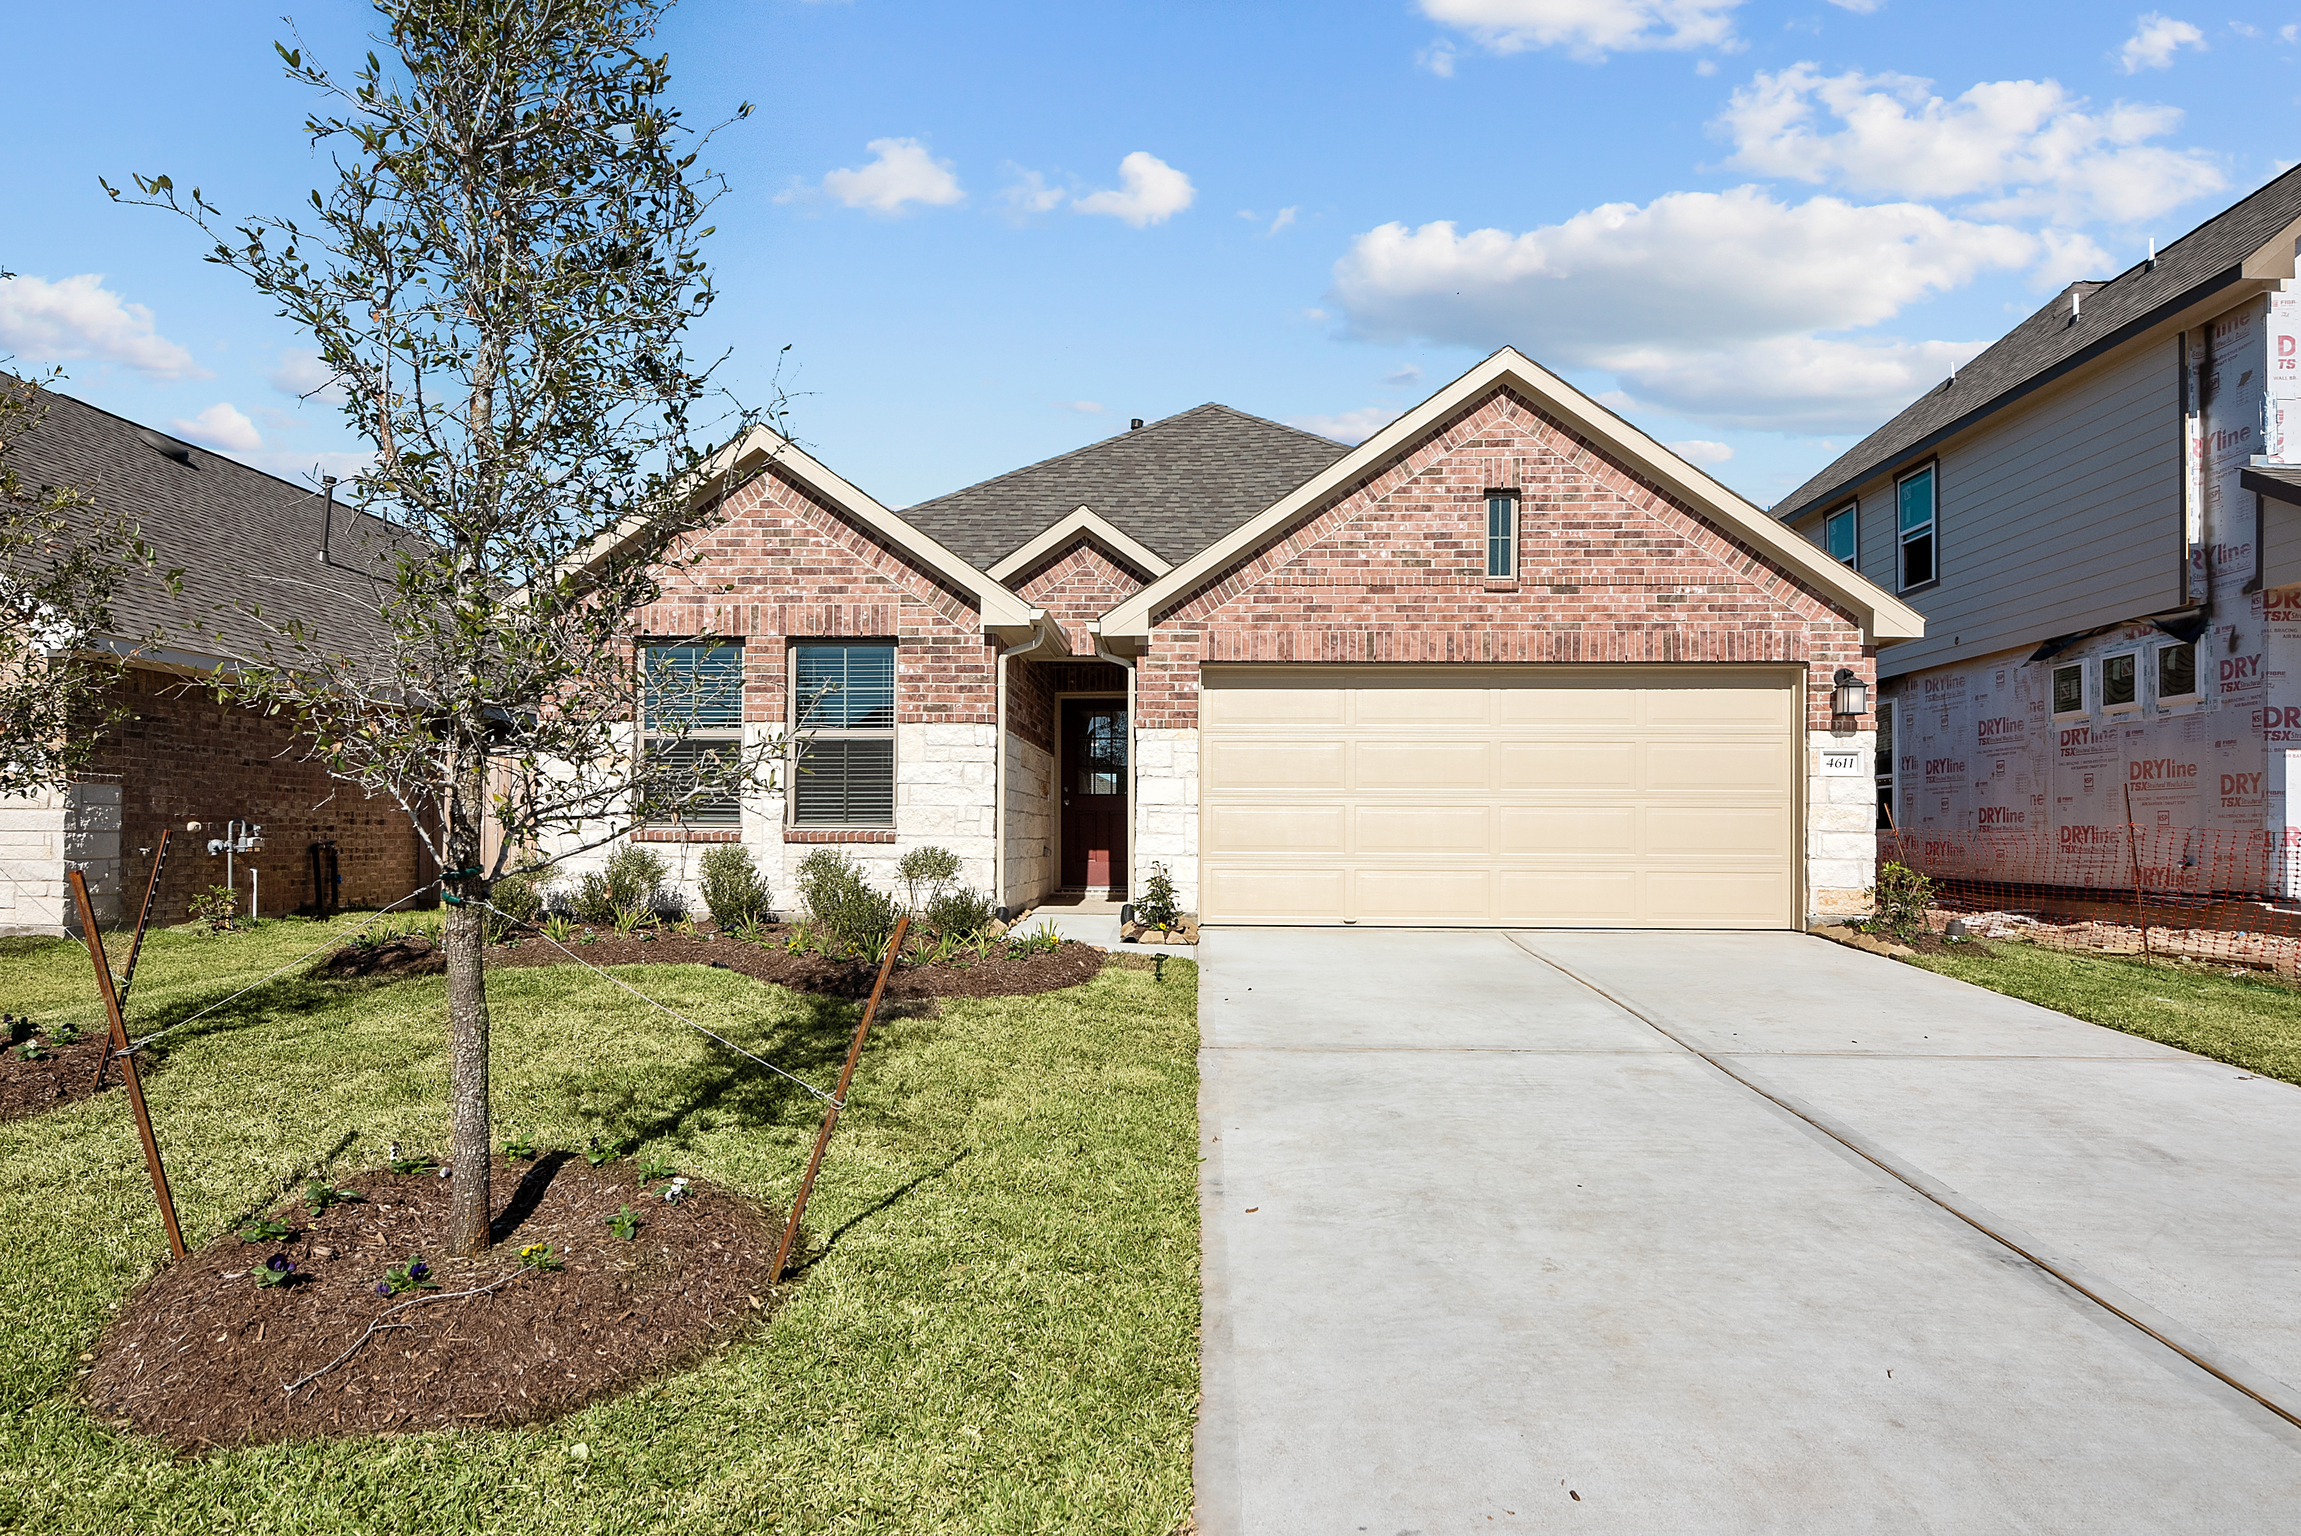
[113,0,779,1254]
[0,335,168,799]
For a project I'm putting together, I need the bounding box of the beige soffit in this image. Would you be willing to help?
[986,505,1175,583]
[1099,347,1926,646]
[567,425,1040,634]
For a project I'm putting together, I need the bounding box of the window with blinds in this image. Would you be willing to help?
[792,643,896,825]
[641,643,745,826]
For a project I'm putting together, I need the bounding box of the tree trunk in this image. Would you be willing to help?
[442,762,493,1256]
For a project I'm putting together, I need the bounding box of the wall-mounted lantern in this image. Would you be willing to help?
[1832,668,1868,718]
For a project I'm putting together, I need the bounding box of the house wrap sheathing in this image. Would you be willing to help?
[1884,286,2301,894]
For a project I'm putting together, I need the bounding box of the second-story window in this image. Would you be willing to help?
[2051,662,2085,716]
[2102,651,2138,709]
[1824,504,1858,566]
[1896,465,1936,590]
[792,642,896,825]
[1486,491,1518,578]
[641,643,744,827]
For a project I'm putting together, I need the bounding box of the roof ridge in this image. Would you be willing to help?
[906,402,1283,516]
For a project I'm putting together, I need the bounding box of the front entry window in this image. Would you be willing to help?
[1075,708,1126,794]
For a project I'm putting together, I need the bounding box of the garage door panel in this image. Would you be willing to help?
[1497,743,1636,791]
[1353,868,1490,922]
[1355,806,1489,854]
[1496,807,1635,856]
[1203,865,1347,921]
[1200,667,1796,928]
[1208,739,1344,791]
[1205,805,1347,856]
[1354,741,1489,791]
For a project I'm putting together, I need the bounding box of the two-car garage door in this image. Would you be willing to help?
[1198,665,1799,928]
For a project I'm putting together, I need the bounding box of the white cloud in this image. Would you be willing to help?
[246,448,373,485]
[267,347,346,403]
[1419,0,1743,61]
[1327,187,2032,431]
[815,138,963,213]
[1265,207,1299,236]
[1825,0,1883,10]
[2030,227,2115,292]
[2119,13,2205,72]
[1667,438,1735,465]
[1284,406,1401,444]
[1074,152,1196,227]
[1000,166,1067,217]
[1418,39,1460,75]
[170,402,263,454]
[0,273,203,380]
[1384,364,1425,386]
[1717,64,2225,224]
[1056,400,1105,414]
[2283,24,2299,43]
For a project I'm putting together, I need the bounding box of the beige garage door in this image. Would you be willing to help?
[1199,665,1799,928]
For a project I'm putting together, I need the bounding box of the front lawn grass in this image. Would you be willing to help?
[1906,940,2301,1084]
[0,916,1199,1534]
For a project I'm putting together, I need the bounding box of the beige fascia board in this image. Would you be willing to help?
[1101,347,1925,645]
[986,505,1174,582]
[560,426,1037,632]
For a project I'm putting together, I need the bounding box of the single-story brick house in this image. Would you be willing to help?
[571,348,1921,929]
[0,386,432,935]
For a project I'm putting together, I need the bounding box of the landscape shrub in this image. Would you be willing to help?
[574,843,669,926]
[697,844,771,928]
[794,848,898,955]
[896,844,962,913]
[1869,860,1934,940]
[1135,864,1182,931]
[924,887,995,939]
[484,872,544,942]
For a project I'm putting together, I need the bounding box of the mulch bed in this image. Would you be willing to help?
[317,925,1107,1000]
[84,1154,781,1449]
[0,1035,156,1125]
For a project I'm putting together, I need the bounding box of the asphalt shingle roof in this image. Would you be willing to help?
[5,382,409,666]
[2243,463,2301,503]
[899,403,1351,570]
[1775,164,2301,523]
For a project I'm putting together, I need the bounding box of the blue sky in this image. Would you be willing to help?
[3,1,2295,511]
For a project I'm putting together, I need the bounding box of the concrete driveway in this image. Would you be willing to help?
[1195,929,2301,1534]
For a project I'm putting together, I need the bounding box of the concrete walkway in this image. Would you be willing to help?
[1196,929,2301,1534]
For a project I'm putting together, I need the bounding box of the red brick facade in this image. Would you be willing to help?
[1013,541,1145,655]
[629,465,999,733]
[1137,388,1873,728]
[84,668,432,924]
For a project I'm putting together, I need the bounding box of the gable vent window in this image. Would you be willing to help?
[1486,491,1518,578]
[1896,464,1936,590]
[641,643,744,826]
[793,643,896,825]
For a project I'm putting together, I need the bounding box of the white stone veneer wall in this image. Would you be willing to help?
[1133,726,1199,914]
[0,786,68,936]
[1003,731,1053,912]
[1808,730,1877,923]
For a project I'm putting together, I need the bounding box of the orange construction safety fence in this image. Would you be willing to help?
[1875,824,2301,973]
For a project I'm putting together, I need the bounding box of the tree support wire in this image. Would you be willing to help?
[772,912,909,1288]
[68,867,186,1261]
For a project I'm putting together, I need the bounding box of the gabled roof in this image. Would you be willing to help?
[986,505,1172,582]
[1102,347,1925,645]
[1776,164,2301,523]
[681,425,1039,633]
[900,403,1350,570]
[3,380,410,668]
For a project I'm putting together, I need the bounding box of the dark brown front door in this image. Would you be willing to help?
[1060,698,1127,893]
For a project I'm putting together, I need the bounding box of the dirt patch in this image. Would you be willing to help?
[316,925,1106,1000]
[1906,931,1996,958]
[0,1034,154,1124]
[85,1154,780,1449]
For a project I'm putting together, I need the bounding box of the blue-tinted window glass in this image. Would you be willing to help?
[1824,506,1857,564]
[795,644,895,730]
[641,644,744,730]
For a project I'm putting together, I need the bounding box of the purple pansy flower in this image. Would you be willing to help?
[266,1254,294,1274]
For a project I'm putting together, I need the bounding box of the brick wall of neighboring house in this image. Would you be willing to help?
[555,464,1002,916]
[1133,386,1878,918]
[67,668,431,931]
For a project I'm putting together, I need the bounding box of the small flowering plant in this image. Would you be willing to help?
[255,1253,299,1288]
[638,1152,675,1183]
[518,1242,563,1272]
[503,1133,538,1160]
[584,1135,623,1168]
[304,1179,363,1216]
[607,1205,641,1241]
[661,1176,691,1204]
[238,1216,293,1243]
[377,1255,438,1296]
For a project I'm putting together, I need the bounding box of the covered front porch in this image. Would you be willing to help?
[999,655,1131,915]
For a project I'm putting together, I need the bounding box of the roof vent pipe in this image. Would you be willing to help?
[2070,288,2082,324]
[2146,236,2157,271]
[1130,418,1143,431]
[317,474,339,565]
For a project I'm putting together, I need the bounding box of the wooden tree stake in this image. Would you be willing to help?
[68,867,187,1260]
[89,828,169,1090]
[771,913,910,1287]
